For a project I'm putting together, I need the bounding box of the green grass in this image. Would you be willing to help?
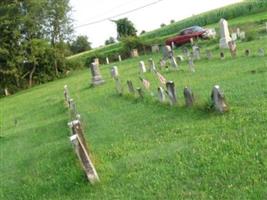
[1,30,267,199]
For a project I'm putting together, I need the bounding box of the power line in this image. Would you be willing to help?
[75,0,164,28]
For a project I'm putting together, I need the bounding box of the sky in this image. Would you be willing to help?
[70,0,242,47]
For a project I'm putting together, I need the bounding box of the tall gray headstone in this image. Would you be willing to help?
[158,87,166,103]
[219,19,231,49]
[162,45,173,59]
[166,81,177,105]
[211,85,228,113]
[90,62,105,86]
[127,80,135,94]
[184,87,194,107]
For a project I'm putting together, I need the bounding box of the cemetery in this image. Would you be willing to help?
[1,2,267,200]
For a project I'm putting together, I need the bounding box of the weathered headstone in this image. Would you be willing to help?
[220,52,225,60]
[118,55,122,62]
[188,57,195,72]
[206,50,212,60]
[158,87,166,103]
[219,19,231,49]
[90,62,105,86]
[192,45,200,60]
[170,56,178,69]
[239,31,246,40]
[131,49,139,57]
[183,87,194,107]
[68,120,100,184]
[127,80,135,94]
[228,40,237,57]
[231,32,237,41]
[166,81,177,105]
[183,47,190,59]
[139,61,147,73]
[211,85,228,113]
[151,44,160,53]
[171,42,175,49]
[64,85,70,104]
[148,58,156,71]
[258,48,265,56]
[245,49,250,56]
[162,45,173,59]
[106,57,109,65]
[110,66,119,79]
[136,87,144,98]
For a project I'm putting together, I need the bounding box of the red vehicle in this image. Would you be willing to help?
[166,26,208,46]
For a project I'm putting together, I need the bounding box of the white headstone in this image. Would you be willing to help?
[219,19,232,49]
[118,55,122,62]
[106,57,109,65]
[236,28,241,37]
[231,33,237,41]
[110,66,119,79]
[139,61,146,73]
[239,32,246,40]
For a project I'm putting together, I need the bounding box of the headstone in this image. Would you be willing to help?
[171,42,175,49]
[219,18,232,49]
[166,81,177,105]
[118,55,122,62]
[148,58,156,71]
[183,47,190,59]
[69,99,77,119]
[183,87,194,107]
[90,62,105,86]
[239,31,246,40]
[228,40,237,57]
[64,85,70,103]
[231,33,237,41]
[245,49,250,56]
[162,45,173,59]
[236,27,241,37]
[151,45,160,53]
[4,88,10,96]
[139,61,146,73]
[206,50,212,60]
[127,80,135,94]
[68,120,100,184]
[110,66,119,79]
[190,37,194,45]
[158,87,166,103]
[170,56,178,69]
[115,79,123,95]
[106,57,109,65]
[136,87,144,98]
[211,85,228,113]
[188,57,195,72]
[192,45,200,60]
[258,48,265,56]
[131,49,139,57]
[220,52,225,60]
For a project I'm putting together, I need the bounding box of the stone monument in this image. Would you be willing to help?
[219,19,232,49]
[90,62,105,86]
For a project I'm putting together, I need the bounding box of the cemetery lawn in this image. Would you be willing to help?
[1,26,267,200]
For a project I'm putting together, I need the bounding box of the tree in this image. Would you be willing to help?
[70,35,92,54]
[105,37,116,45]
[140,30,146,35]
[170,19,175,24]
[160,23,166,28]
[112,18,137,40]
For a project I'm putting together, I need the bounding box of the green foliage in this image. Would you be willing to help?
[121,36,144,53]
[70,35,92,54]
[105,37,116,45]
[160,23,166,28]
[113,18,137,40]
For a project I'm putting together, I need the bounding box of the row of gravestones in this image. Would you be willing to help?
[109,66,228,113]
[64,85,100,184]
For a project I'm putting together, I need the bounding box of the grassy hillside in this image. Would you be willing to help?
[67,1,267,66]
[1,11,267,198]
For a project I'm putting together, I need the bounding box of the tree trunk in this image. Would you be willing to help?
[29,64,36,88]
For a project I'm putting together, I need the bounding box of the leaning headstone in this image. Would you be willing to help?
[170,56,178,69]
[219,18,231,49]
[127,80,135,94]
[245,49,250,56]
[228,40,237,57]
[258,48,265,56]
[220,52,225,60]
[192,45,200,60]
[183,87,194,107]
[106,57,109,65]
[131,49,139,57]
[151,44,160,53]
[139,61,146,73]
[90,62,105,86]
[231,33,237,41]
[239,31,246,40]
[110,66,119,79]
[206,50,212,60]
[158,87,166,103]
[166,81,177,105]
[162,45,173,59]
[148,58,156,71]
[68,120,100,184]
[136,87,144,98]
[211,85,228,113]
[188,57,195,72]
[118,55,122,62]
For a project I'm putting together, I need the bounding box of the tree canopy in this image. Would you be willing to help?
[112,18,137,40]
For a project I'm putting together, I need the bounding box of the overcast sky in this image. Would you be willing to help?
[70,0,242,47]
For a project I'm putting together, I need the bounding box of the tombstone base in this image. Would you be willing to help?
[219,37,231,49]
[91,76,105,86]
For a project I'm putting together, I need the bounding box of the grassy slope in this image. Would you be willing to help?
[1,16,267,200]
